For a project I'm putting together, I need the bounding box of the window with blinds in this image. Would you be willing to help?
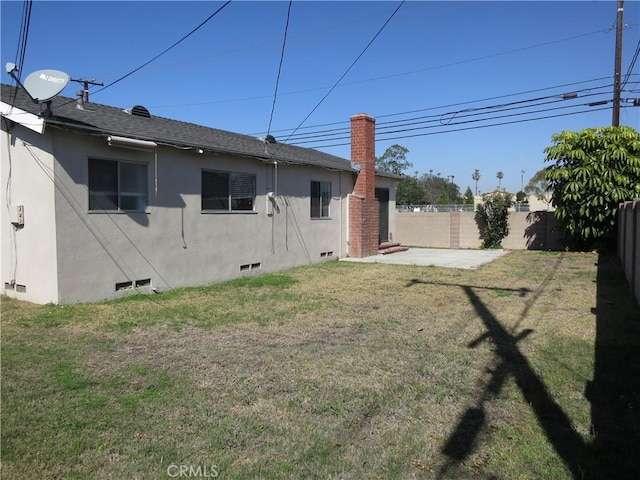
[202,170,256,212]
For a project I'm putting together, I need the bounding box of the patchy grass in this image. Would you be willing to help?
[2,252,639,479]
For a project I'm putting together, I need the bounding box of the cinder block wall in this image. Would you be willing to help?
[396,213,451,248]
[396,211,563,251]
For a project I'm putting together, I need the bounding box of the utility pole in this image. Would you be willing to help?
[612,0,624,126]
[71,78,103,102]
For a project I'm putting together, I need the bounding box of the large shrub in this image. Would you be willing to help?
[544,126,640,250]
[475,192,514,248]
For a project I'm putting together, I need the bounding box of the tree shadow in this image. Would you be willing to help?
[524,211,548,250]
[523,211,564,251]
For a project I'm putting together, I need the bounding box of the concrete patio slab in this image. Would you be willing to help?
[340,248,510,270]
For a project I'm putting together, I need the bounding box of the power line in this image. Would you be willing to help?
[292,98,615,146]
[378,99,613,136]
[249,76,619,137]
[14,0,32,82]
[276,0,406,147]
[9,0,32,108]
[306,106,612,149]
[149,23,638,112]
[286,96,608,144]
[268,83,616,143]
[92,1,232,96]
[267,0,293,137]
[622,39,640,89]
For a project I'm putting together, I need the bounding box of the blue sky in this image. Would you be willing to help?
[2,0,639,195]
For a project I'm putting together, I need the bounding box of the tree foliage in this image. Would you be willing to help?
[475,192,514,248]
[472,169,481,195]
[396,174,425,205]
[418,173,462,204]
[524,168,552,204]
[376,144,412,175]
[544,126,640,250]
[464,187,474,205]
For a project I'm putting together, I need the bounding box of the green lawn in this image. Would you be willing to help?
[1,251,639,479]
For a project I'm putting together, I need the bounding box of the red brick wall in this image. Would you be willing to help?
[349,113,379,258]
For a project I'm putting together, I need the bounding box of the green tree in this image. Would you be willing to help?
[472,169,481,195]
[418,173,448,204]
[475,191,514,248]
[524,168,552,206]
[544,126,640,250]
[496,171,504,189]
[464,187,474,205]
[396,174,425,205]
[376,144,412,175]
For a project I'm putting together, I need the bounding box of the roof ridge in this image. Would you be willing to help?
[1,83,355,172]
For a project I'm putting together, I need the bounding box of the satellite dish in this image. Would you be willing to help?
[23,69,70,102]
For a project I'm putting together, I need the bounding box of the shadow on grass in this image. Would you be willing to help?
[439,285,589,479]
[409,253,640,479]
[585,254,640,479]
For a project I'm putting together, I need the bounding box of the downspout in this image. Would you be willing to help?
[274,160,278,196]
[154,146,158,198]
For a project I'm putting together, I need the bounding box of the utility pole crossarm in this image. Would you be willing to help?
[70,77,104,102]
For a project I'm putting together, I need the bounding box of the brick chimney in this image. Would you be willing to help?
[349,113,379,258]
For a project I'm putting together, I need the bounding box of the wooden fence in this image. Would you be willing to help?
[618,199,640,306]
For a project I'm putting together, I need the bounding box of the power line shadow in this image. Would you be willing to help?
[437,285,589,479]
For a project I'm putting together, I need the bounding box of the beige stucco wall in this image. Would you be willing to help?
[1,122,59,304]
[395,211,563,250]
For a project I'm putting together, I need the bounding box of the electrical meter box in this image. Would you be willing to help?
[10,205,24,226]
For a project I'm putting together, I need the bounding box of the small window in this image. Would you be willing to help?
[202,170,256,212]
[89,159,147,211]
[311,181,331,218]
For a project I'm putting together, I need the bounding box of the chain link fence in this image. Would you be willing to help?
[396,203,531,213]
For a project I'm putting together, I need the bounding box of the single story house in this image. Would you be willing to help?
[1,84,399,304]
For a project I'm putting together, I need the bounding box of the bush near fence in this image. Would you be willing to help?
[394,210,563,251]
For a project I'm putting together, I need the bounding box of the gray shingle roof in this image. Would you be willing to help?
[1,84,354,172]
